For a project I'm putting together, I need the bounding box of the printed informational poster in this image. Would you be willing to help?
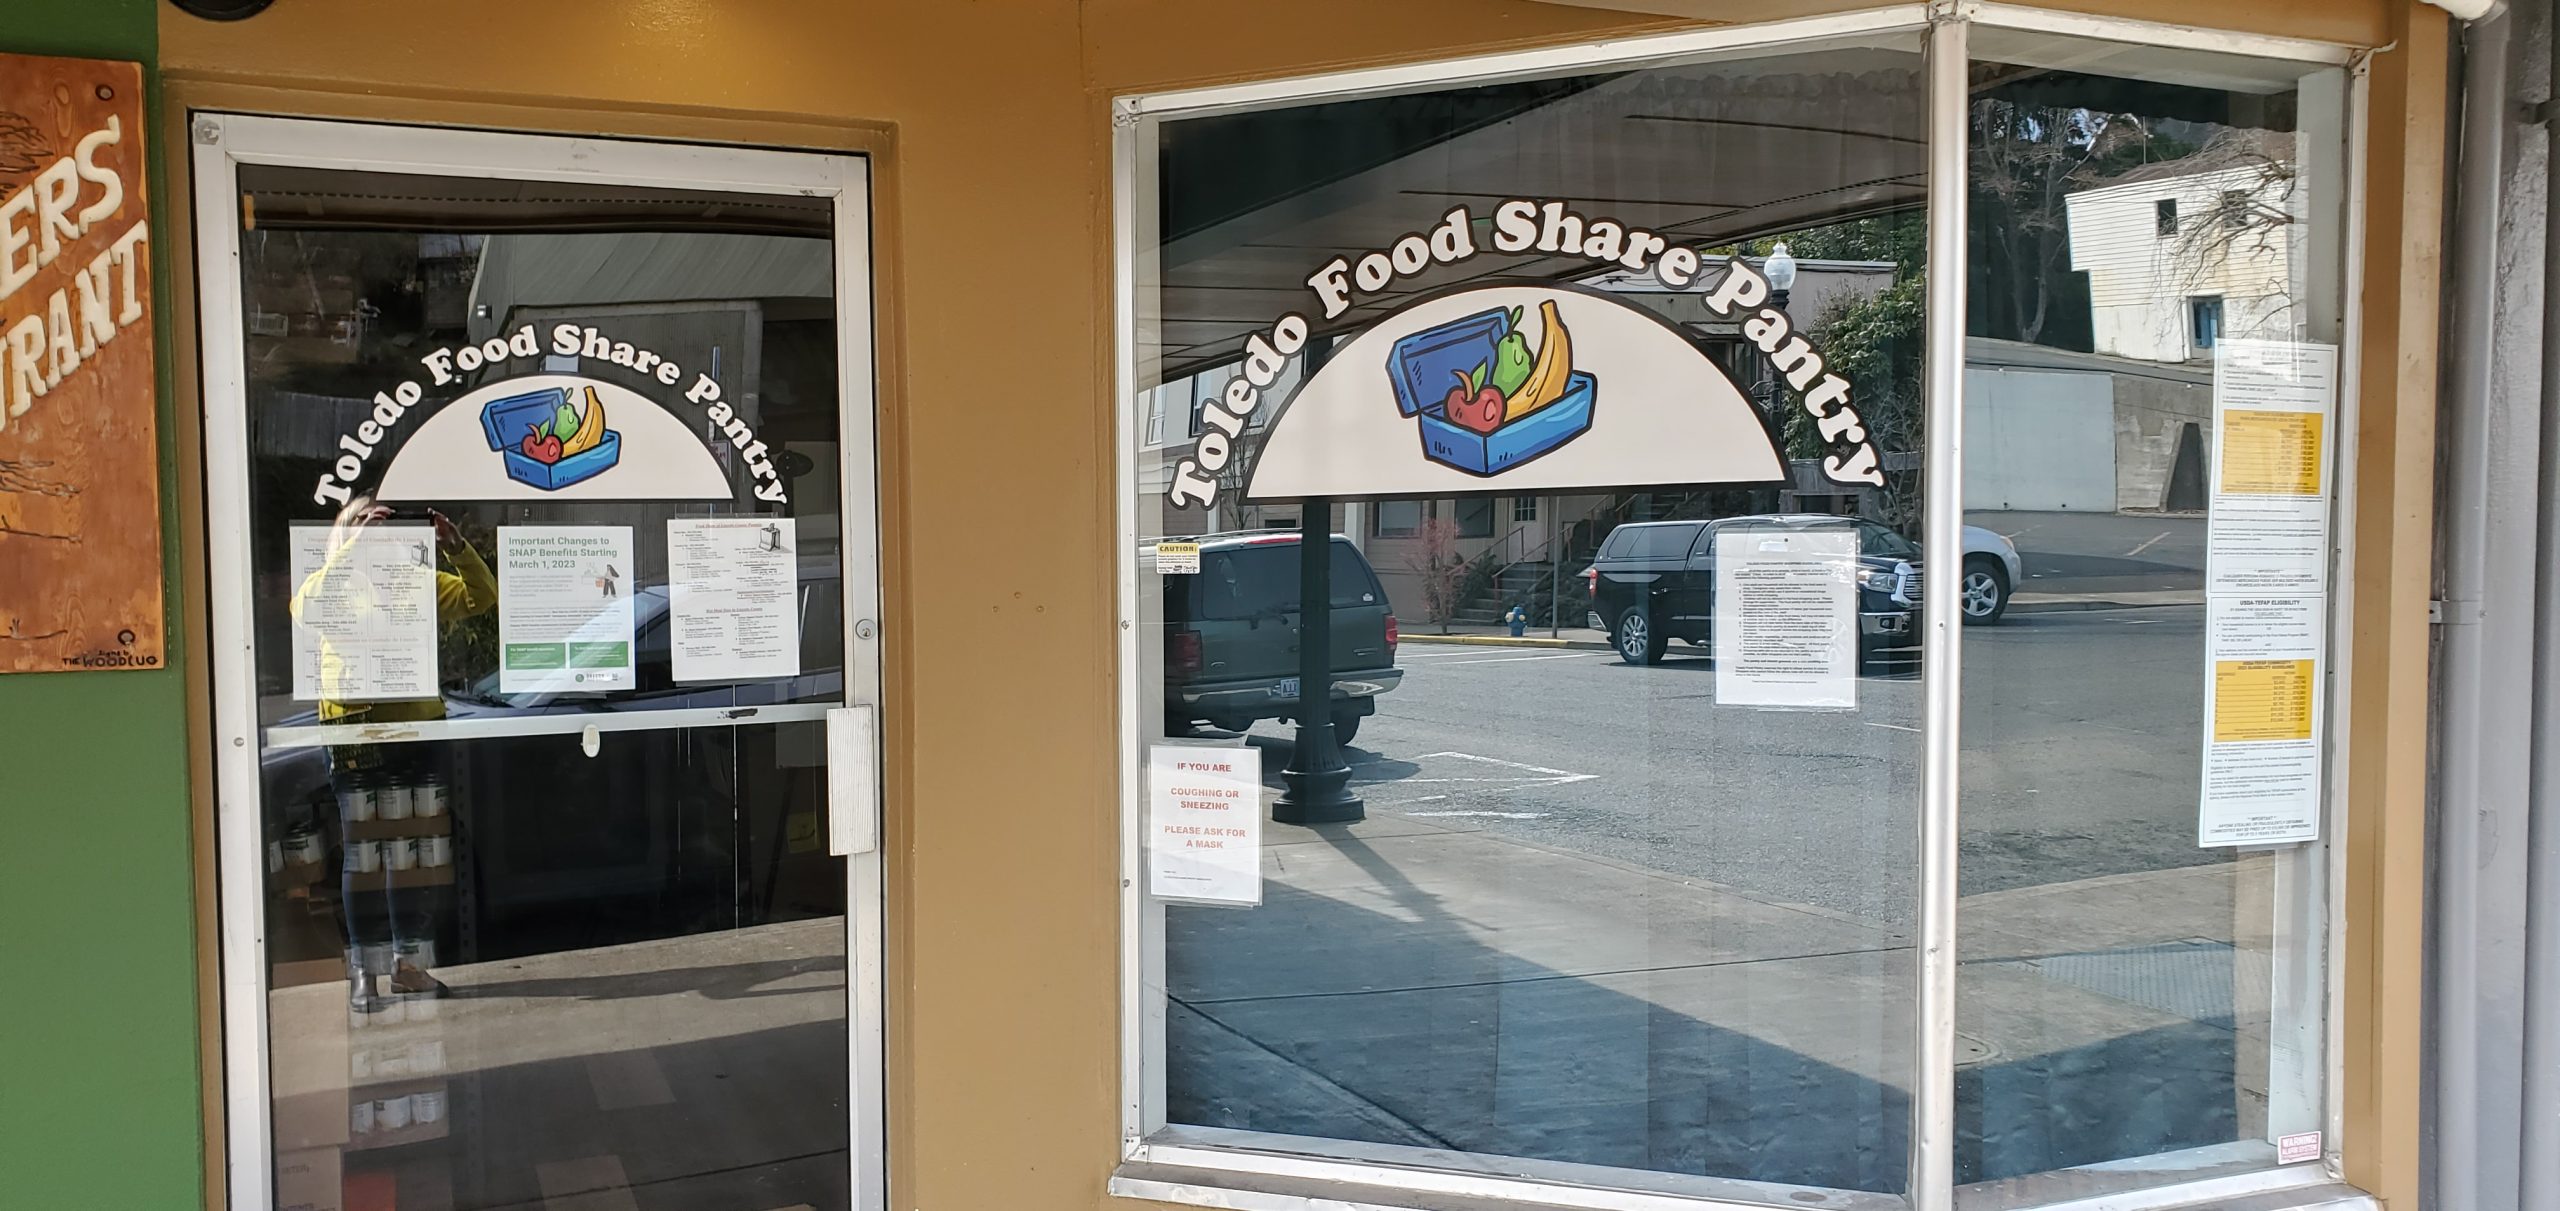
[1713,525,1858,709]
[2200,596,2325,845]
[666,517,801,682]
[2207,340,2337,597]
[496,526,636,693]
[288,524,440,702]
[2200,339,2338,847]
[1147,744,1263,905]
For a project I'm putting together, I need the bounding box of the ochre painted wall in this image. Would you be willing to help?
[0,2,204,1209]
[154,2,2428,1210]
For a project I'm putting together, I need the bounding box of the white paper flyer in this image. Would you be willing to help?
[496,526,636,693]
[288,523,441,702]
[666,517,802,683]
[2207,339,2337,598]
[1713,524,1858,709]
[2199,595,2325,846]
[2200,338,2338,847]
[1147,744,1264,905]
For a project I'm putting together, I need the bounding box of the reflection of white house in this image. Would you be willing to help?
[2064,138,2301,363]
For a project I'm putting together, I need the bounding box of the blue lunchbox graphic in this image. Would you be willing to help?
[1385,302,1596,477]
[479,386,622,491]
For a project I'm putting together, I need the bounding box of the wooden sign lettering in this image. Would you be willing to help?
[0,53,161,672]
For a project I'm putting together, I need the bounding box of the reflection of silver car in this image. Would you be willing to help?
[1958,525,2025,625]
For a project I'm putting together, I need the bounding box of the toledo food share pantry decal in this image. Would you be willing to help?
[312,324,787,507]
[1164,200,1885,507]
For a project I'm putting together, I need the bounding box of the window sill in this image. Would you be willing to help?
[1107,1162,2378,1211]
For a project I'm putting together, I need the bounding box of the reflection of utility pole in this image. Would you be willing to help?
[1277,337,1360,824]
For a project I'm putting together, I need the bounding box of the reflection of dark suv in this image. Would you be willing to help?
[1583,516,1919,667]
[1158,532,1402,744]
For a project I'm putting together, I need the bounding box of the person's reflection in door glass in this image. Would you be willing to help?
[296,496,495,1001]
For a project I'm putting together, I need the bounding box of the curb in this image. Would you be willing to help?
[2010,594,2204,615]
[1404,634,1617,652]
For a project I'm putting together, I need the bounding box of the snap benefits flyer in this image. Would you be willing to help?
[496,526,637,694]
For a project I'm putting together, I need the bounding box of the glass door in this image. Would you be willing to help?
[194,117,883,1211]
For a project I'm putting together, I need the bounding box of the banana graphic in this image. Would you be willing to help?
[1502,300,1575,421]
[561,386,608,456]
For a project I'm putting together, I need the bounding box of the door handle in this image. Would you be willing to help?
[826,704,879,857]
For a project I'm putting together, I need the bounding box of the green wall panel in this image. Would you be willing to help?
[0,2,203,1208]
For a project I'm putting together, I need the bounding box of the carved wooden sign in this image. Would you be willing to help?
[0,53,160,672]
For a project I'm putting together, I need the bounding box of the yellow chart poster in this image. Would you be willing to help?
[2200,595,2325,846]
[2218,411,2324,497]
[2211,659,2315,743]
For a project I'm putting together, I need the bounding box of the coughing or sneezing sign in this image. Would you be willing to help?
[1147,744,1264,906]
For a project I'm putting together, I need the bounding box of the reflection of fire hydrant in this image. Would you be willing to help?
[1505,603,1528,637]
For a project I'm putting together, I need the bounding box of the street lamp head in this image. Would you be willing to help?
[1763,241,1798,293]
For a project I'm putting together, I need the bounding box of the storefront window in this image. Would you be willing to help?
[1129,26,1931,1201]
[1119,10,2355,1211]
[1956,34,2346,1203]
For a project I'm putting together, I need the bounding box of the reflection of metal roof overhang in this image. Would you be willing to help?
[1148,48,1926,383]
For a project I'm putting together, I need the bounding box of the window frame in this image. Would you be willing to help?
[1109,8,2366,1211]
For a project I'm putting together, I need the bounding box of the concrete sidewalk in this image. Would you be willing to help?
[1169,805,2277,1188]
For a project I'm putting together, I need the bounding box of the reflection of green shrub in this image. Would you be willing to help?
[442,612,496,690]
[439,522,501,690]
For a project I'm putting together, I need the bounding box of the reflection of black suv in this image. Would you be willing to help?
[1583,516,1919,667]
[1157,532,1402,744]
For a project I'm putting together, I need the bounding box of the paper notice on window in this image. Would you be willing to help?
[2200,595,2325,846]
[289,524,441,703]
[1713,525,1858,710]
[496,526,636,693]
[666,517,801,683]
[1154,541,1200,575]
[2199,340,2338,848]
[2208,339,2337,596]
[1147,744,1263,905]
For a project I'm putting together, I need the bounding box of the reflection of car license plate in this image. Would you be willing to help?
[1271,677,1299,699]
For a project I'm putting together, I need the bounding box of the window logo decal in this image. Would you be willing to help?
[1165,199,1886,509]
[309,323,789,508]
[1391,300,1593,476]
[484,384,620,490]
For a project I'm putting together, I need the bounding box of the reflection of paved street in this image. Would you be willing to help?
[1971,509,2206,599]
[1170,597,2275,1189]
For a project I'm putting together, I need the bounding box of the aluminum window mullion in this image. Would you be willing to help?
[1914,11,1971,1211]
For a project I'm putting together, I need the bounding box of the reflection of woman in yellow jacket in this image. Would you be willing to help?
[294,498,495,999]
[292,499,497,726]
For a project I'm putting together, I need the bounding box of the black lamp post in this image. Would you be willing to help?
[1274,493,1362,823]
[1274,334,1360,824]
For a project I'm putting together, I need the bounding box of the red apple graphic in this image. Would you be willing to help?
[522,426,565,465]
[1444,368,1505,435]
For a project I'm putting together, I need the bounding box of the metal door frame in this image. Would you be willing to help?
[189,113,886,1211]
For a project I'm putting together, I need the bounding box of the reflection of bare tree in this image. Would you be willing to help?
[1970,102,2134,346]
[2164,131,2300,336]
[0,110,51,180]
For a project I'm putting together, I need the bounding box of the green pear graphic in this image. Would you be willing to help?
[1489,306,1534,399]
